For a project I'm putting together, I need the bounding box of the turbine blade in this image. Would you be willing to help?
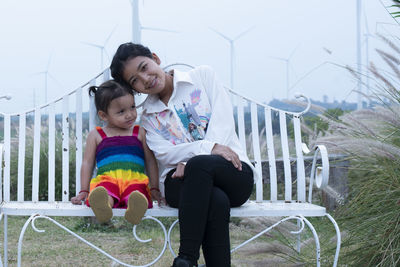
[32,71,46,75]
[48,73,65,89]
[288,44,300,60]
[46,52,53,71]
[81,41,103,49]
[268,56,286,62]
[141,26,179,33]
[208,27,232,41]
[233,25,256,41]
[104,24,118,45]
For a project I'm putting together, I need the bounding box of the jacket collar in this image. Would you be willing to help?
[142,68,194,114]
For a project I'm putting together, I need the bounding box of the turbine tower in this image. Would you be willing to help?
[34,54,59,104]
[129,0,178,44]
[269,46,299,99]
[356,0,362,109]
[209,26,255,90]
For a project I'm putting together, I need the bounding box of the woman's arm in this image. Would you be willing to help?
[139,127,165,205]
[71,129,98,204]
[200,65,242,169]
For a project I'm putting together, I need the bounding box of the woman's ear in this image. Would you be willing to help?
[98,110,108,122]
[152,53,161,65]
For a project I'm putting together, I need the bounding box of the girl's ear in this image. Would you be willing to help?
[98,110,108,122]
[152,53,161,65]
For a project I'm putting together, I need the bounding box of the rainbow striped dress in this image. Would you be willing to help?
[88,126,152,208]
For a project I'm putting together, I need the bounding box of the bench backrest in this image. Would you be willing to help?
[0,67,311,204]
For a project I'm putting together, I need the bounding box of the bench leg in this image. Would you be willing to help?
[0,213,8,266]
[326,213,341,267]
[17,214,169,267]
[167,219,179,258]
[296,220,301,253]
[299,216,321,267]
[17,214,36,267]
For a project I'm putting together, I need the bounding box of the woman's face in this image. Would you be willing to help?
[122,55,166,95]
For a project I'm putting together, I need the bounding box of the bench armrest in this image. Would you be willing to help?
[307,145,329,203]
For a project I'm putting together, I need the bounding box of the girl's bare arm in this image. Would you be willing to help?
[71,130,98,204]
[139,126,165,205]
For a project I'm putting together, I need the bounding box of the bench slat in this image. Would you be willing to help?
[0,201,326,217]
[75,87,83,195]
[236,95,246,153]
[4,114,11,202]
[251,102,263,202]
[48,103,56,202]
[265,108,278,201]
[89,79,96,131]
[0,144,3,202]
[32,108,41,202]
[293,116,306,202]
[17,113,26,202]
[62,96,70,202]
[279,111,292,202]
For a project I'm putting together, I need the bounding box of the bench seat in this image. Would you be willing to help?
[1,200,326,217]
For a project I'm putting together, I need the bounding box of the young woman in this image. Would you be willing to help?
[111,43,255,267]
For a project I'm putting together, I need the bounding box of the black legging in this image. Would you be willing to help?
[164,155,254,267]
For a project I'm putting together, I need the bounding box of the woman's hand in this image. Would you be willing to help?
[211,144,242,171]
[171,162,186,178]
[151,189,166,206]
[71,192,88,205]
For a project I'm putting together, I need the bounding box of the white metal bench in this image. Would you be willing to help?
[0,64,340,267]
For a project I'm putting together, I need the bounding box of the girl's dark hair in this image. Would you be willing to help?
[110,42,153,90]
[88,80,133,113]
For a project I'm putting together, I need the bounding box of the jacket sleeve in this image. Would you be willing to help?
[141,115,215,168]
[198,66,237,146]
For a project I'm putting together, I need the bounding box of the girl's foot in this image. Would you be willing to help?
[88,186,113,223]
[125,191,148,225]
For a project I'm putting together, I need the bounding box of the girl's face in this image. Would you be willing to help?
[99,94,137,129]
[122,54,167,95]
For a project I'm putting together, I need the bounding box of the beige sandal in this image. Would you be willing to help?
[125,191,148,225]
[88,186,113,223]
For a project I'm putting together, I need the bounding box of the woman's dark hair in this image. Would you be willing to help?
[110,42,153,90]
[88,80,133,113]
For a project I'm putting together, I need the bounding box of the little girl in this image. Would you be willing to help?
[71,80,162,224]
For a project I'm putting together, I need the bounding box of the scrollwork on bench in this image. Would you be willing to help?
[17,214,169,267]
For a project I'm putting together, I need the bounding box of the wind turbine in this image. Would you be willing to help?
[269,45,299,99]
[209,26,255,90]
[129,0,179,44]
[128,0,179,107]
[34,53,60,104]
[82,25,118,71]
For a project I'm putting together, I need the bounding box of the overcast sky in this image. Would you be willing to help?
[0,0,397,113]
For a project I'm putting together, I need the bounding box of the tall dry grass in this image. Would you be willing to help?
[314,36,400,266]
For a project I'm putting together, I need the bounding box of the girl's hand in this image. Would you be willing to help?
[151,189,166,206]
[71,192,88,205]
[211,143,242,171]
[171,162,186,178]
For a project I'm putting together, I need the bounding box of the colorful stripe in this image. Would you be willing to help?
[89,127,151,208]
[97,154,144,168]
[97,145,144,161]
[97,162,145,175]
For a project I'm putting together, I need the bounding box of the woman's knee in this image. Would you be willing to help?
[185,155,213,175]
